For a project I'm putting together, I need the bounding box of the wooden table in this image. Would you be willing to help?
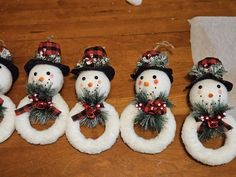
[0,0,236,176]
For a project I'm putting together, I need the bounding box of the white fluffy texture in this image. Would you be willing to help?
[135,69,171,98]
[189,17,236,116]
[126,0,142,6]
[189,79,228,107]
[15,94,69,145]
[0,64,13,94]
[120,103,176,154]
[182,113,236,166]
[0,95,16,143]
[66,102,120,154]
[28,64,64,93]
[75,70,111,99]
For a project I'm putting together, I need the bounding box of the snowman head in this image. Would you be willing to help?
[0,63,13,94]
[28,64,64,93]
[135,69,171,98]
[189,79,228,107]
[75,70,110,98]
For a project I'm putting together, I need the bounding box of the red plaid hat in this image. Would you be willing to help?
[0,43,19,82]
[187,57,233,91]
[131,49,173,83]
[71,46,115,81]
[24,40,70,76]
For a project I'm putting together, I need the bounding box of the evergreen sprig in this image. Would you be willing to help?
[27,83,58,124]
[192,102,231,142]
[134,91,172,132]
[77,90,107,128]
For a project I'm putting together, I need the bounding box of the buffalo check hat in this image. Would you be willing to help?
[0,43,19,82]
[71,46,115,81]
[131,49,173,83]
[24,40,70,76]
[186,57,233,91]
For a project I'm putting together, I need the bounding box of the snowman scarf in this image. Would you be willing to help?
[72,90,107,128]
[192,102,233,141]
[134,91,172,132]
[15,83,61,124]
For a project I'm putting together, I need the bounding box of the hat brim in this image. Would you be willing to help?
[71,65,115,81]
[131,66,173,83]
[186,73,233,91]
[24,59,70,76]
[0,57,19,82]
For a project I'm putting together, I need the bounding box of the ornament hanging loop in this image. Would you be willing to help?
[0,39,6,48]
[47,35,54,42]
[154,41,175,54]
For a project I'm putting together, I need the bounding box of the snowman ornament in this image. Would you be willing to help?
[0,43,19,143]
[120,48,176,154]
[182,57,236,166]
[15,40,70,145]
[66,46,119,154]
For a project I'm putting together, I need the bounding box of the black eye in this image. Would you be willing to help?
[94,76,98,79]
[34,72,37,76]
[0,65,2,69]
[217,84,221,88]
[140,76,144,80]
[82,77,86,81]
[46,71,50,75]
[198,85,202,89]
[153,75,157,79]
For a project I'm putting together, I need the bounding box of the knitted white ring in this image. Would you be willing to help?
[66,102,120,154]
[15,94,69,145]
[120,103,176,154]
[182,114,236,166]
[0,95,16,143]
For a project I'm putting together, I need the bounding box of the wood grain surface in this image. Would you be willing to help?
[0,0,236,177]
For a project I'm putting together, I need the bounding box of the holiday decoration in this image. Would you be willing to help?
[15,39,70,145]
[0,41,19,143]
[66,46,119,154]
[120,42,176,154]
[181,57,236,166]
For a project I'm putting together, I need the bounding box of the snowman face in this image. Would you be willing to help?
[75,70,110,98]
[135,69,171,98]
[28,64,64,93]
[0,64,13,94]
[189,79,228,106]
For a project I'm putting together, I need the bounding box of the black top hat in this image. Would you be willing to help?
[131,49,173,82]
[0,45,19,82]
[24,40,70,76]
[71,46,115,81]
[186,57,233,91]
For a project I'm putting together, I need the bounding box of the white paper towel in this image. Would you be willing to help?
[189,16,236,115]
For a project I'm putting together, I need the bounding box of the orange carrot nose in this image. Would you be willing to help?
[208,93,214,98]
[38,77,44,82]
[144,82,149,87]
[88,82,93,88]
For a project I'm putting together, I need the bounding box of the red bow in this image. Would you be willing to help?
[72,102,104,121]
[197,112,232,133]
[15,94,61,116]
[136,99,167,115]
[0,97,4,106]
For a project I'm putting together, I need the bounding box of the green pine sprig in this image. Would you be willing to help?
[27,83,58,124]
[77,90,107,128]
[134,91,173,132]
[192,102,231,142]
[0,104,6,121]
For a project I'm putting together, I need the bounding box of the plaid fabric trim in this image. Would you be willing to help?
[15,101,61,116]
[198,57,221,68]
[0,97,4,105]
[83,46,107,59]
[142,50,160,59]
[38,41,61,57]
